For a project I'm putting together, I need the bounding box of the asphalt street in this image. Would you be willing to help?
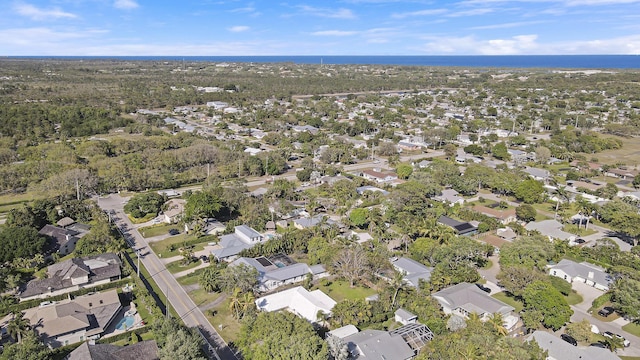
[97,194,238,360]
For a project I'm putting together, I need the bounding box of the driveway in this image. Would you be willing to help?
[571,281,606,313]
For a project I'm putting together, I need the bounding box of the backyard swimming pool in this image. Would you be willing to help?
[116,316,135,330]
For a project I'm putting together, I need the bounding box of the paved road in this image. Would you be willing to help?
[97,194,238,360]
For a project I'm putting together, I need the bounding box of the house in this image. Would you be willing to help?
[472,205,517,225]
[391,257,433,288]
[206,101,228,110]
[38,224,81,256]
[57,217,76,228]
[434,189,464,206]
[432,282,520,333]
[68,340,160,360]
[395,308,418,325]
[549,259,612,291]
[523,167,551,183]
[293,214,330,229]
[230,254,325,292]
[397,141,421,151]
[342,329,415,360]
[496,227,517,241]
[356,185,389,196]
[184,218,225,235]
[211,225,265,262]
[528,331,621,360]
[291,125,319,134]
[19,253,122,301]
[525,219,575,242]
[604,167,638,180]
[163,198,185,224]
[437,216,478,236]
[361,169,398,183]
[254,286,336,323]
[24,290,122,348]
[339,323,434,360]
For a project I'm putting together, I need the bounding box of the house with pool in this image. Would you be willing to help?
[23,289,122,348]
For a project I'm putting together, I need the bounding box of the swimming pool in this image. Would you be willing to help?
[116,316,135,330]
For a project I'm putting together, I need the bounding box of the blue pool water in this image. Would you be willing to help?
[116,316,135,330]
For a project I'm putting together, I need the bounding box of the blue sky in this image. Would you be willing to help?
[2,0,640,55]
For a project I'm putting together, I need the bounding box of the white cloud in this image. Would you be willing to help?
[448,8,495,17]
[391,9,448,19]
[114,0,139,10]
[296,5,356,19]
[14,3,77,20]
[311,30,358,36]
[228,26,250,32]
[470,21,547,29]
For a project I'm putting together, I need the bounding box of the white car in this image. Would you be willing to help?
[603,331,630,347]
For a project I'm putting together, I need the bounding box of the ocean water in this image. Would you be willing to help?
[8,55,640,69]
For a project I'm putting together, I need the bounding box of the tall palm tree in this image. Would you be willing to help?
[228,288,243,320]
[487,313,508,336]
[390,271,406,309]
[7,312,30,344]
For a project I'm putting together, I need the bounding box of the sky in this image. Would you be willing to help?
[2,0,640,56]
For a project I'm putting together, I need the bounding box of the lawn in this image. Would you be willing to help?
[622,322,640,338]
[148,234,208,258]
[594,135,640,166]
[312,280,377,302]
[165,258,202,274]
[139,224,177,238]
[206,297,242,343]
[492,292,524,313]
[188,288,222,307]
[565,291,583,306]
[0,192,43,213]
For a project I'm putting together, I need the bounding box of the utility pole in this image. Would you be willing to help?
[76,178,80,201]
[136,249,140,278]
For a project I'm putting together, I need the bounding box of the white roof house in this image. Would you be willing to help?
[231,256,320,292]
[549,259,612,291]
[254,286,336,323]
[211,225,264,262]
[434,189,464,206]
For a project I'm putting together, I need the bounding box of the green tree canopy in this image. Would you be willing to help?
[516,204,537,222]
[237,311,328,360]
[184,190,222,222]
[514,179,545,204]
[0,227,48,263]
[124,192,165,218]
[523,280,572,330]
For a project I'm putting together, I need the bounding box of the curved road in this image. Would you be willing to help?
[98,194,238,360]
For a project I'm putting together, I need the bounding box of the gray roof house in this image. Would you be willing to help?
[24,290,122,348]
[293,214,335,229]
[432,282,520,332]
[528,331,621,360]
[38,224,81,256]
[211,225,264,262]
[434,189,464,206]
[20,253,121,301]
[343,329,415,360]
[523,167,551,182]
[68,340,160,360]
[231,255,325,292]
[391,257,433,288]
[549,259,612,291]
[525,219,575,241]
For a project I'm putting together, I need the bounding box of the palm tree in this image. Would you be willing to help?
[240,291,256,318]
[7,311,30,344]
[390,271,406,308]
[487,313,508,336]
[228,288,243,320]
[603,335,624,352]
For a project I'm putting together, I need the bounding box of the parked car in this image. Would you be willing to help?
[475,283,491,293]
[561,334,578,346]
[590,342,606,348]
[575,238,586,244]
[168,228,180,236]
[598,306,615,317]
[603,332,631,347]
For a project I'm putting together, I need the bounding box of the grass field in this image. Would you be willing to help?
[492,292,524,313]
[165,258,202,274]
[206,297,241,343]
[566,291,583,306]
[312,280,377,302]
[148,234,207,258]
[595,135,640,166]
[622,322,640,337]
[139,223,177,238]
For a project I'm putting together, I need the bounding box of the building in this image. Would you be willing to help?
[24,290,122,348]
[391,257,433,288]
[525,219,575,242]
[356,186,389,196]
[211,225,265,262]
[337,323,434,360]
[68,340,160,360]
[395,308,418,325]
[361,169,398,183]
[434,189,464,206]
[38,224,81,256]
[549,259,612,291]
[254,286,336,323]
[19,253,122,301]
[230,254,327,292]
[437,216,478,236]
[432,282,520,333]
[163,198,185,224]
[472,205,517,225]
[528,331,621,360]
[293,214,330,229]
